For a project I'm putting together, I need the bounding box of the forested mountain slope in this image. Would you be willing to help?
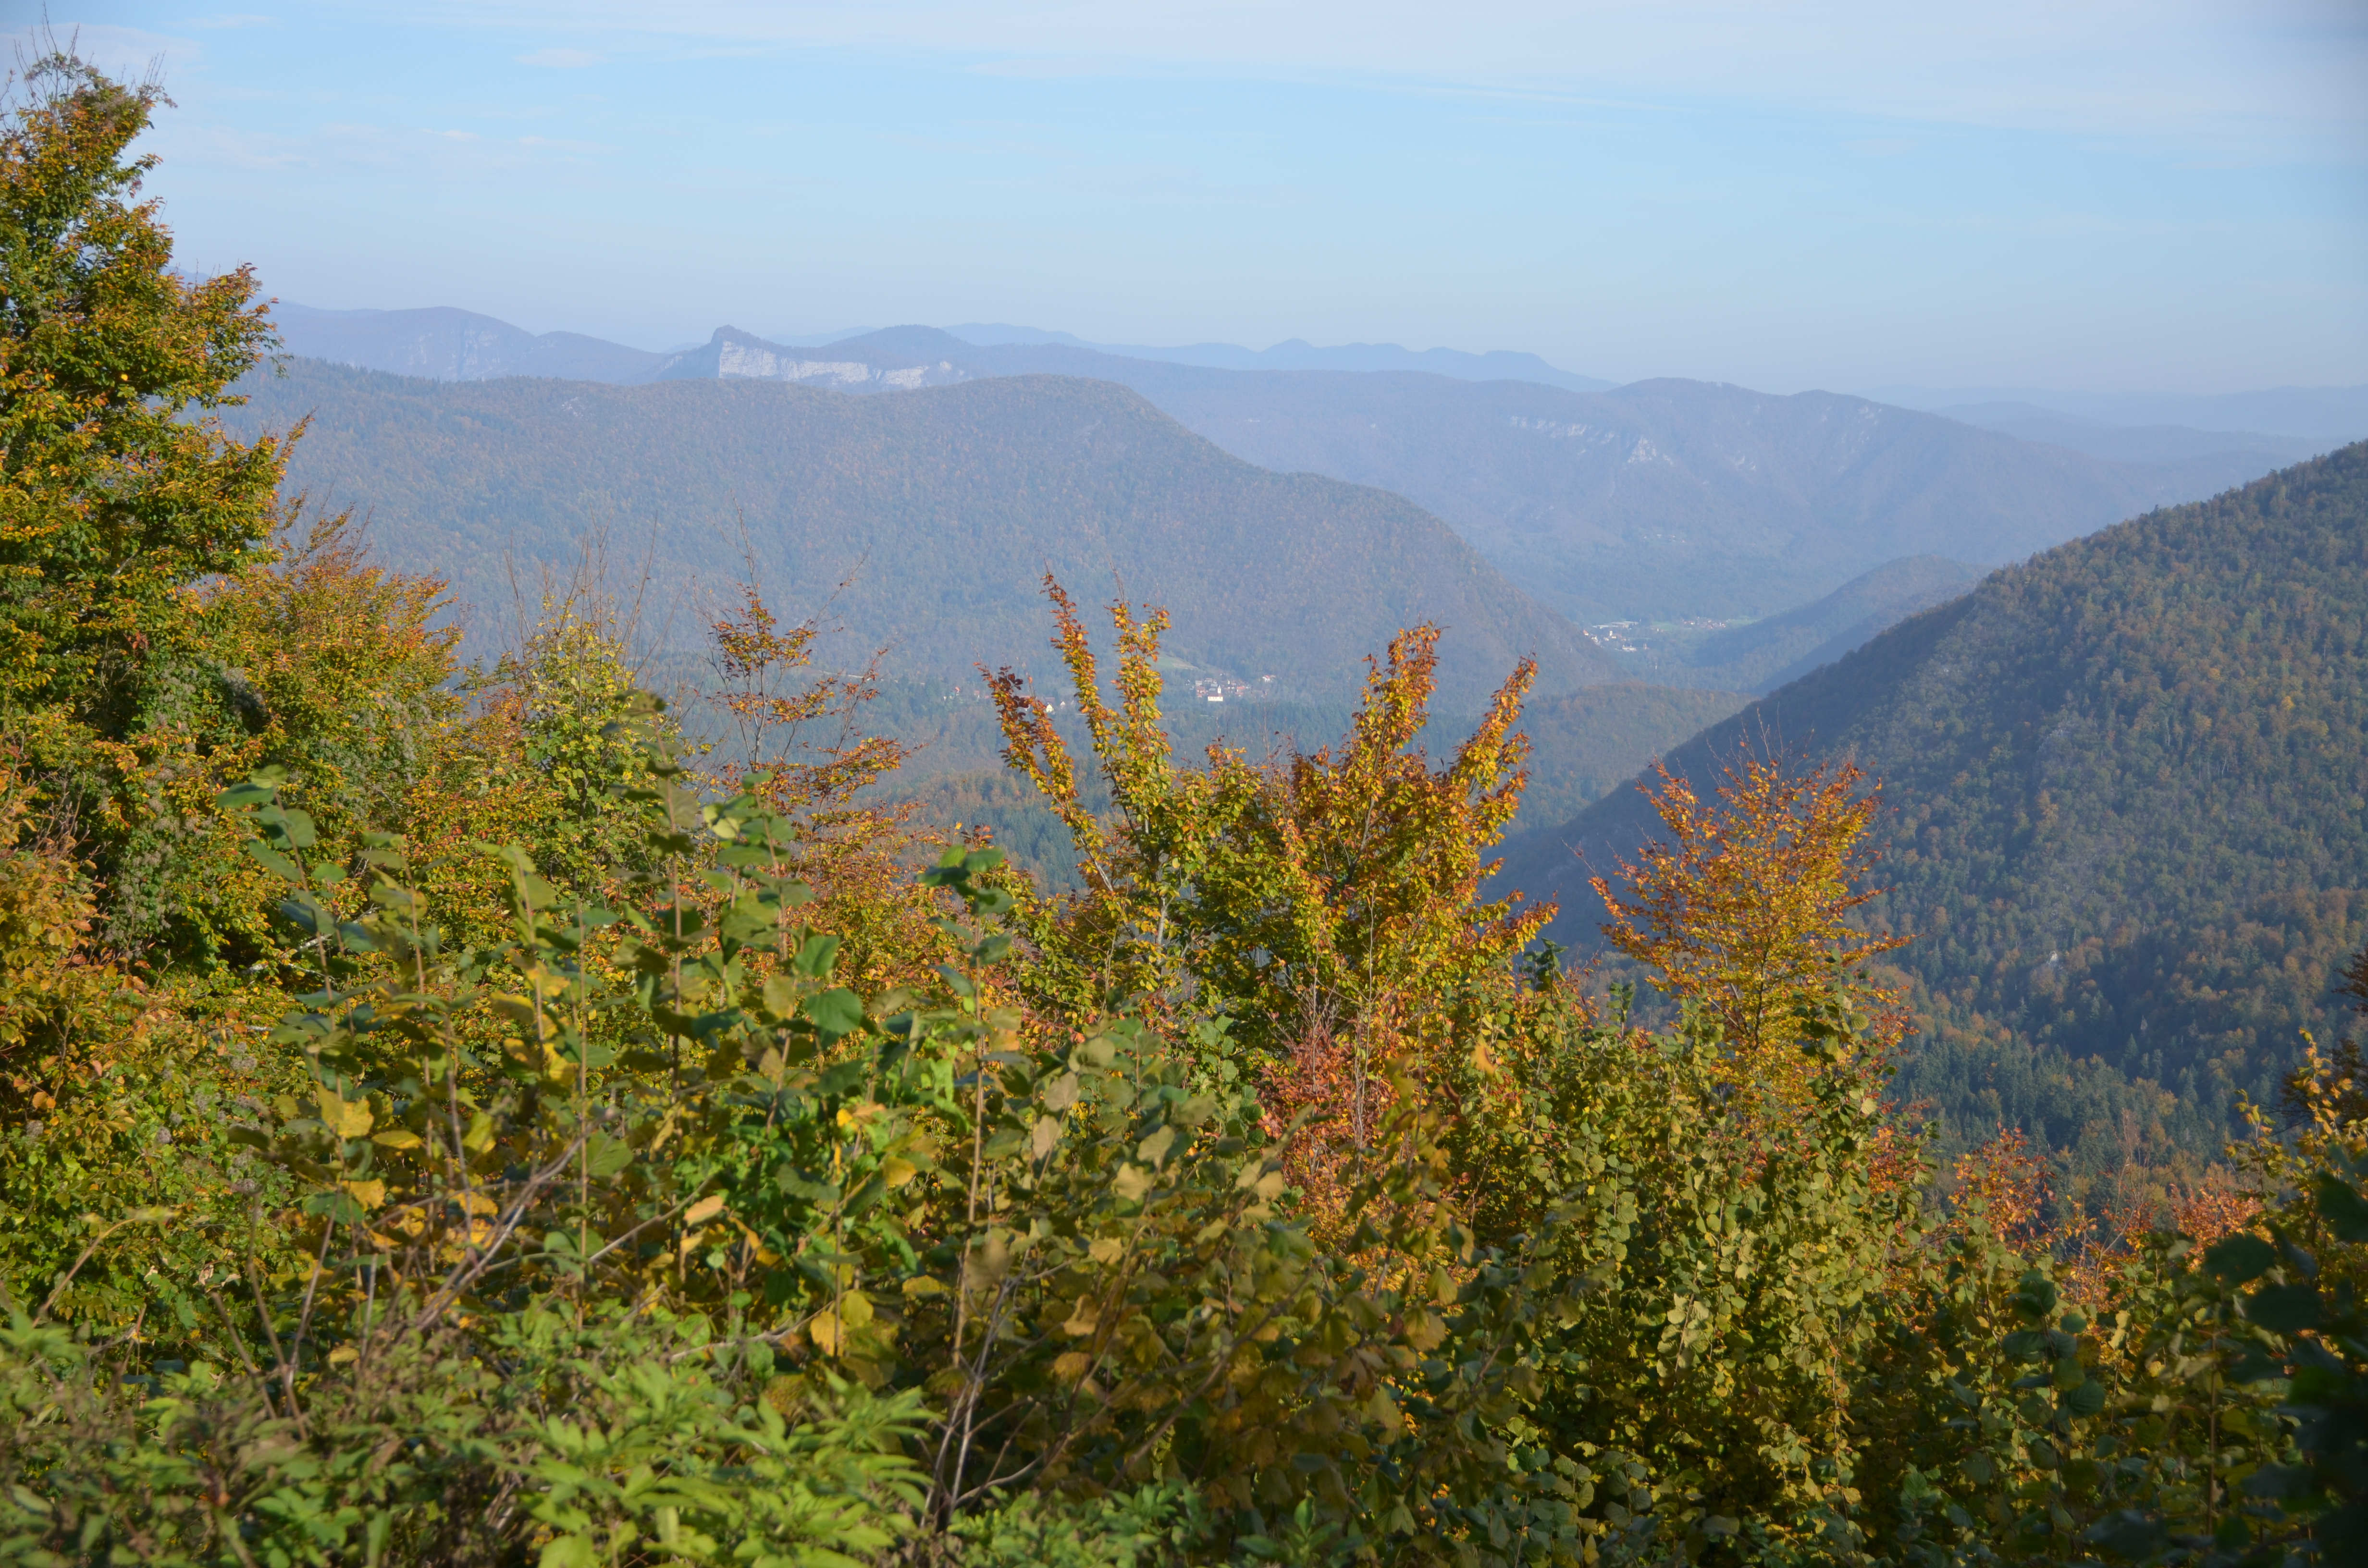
[1500,445,2368,1188]
[228,359,1616,707]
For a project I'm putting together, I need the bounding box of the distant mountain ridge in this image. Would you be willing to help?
[271,303,666,383]
[270,305,1611,395]
[940,323,1615,392]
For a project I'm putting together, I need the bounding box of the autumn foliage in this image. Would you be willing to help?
[1593,752,1908,1096]
[5,56,2368,1568]
[988,576,1550,1220]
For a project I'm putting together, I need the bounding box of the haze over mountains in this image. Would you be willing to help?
[270,305,2363,642]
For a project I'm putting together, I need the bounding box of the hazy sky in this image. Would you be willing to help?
[25,2,2368,392]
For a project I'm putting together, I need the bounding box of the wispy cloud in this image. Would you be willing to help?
[518,46,598,67]
[336,0,2368,164]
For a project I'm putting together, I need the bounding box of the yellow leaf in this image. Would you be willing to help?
[1088,1236,1124,1265]
[1112,1164,1152,1201]
[1052,1350,1095,1381]
[683,1193,726,1228]
[882,1156,918,1189]
[839,1291,874,1329]
[371,1128,423,1151]
[316,1089,372,1139]
[1061,1299,1099,1337]
[342,1178,387,1210]
[809,1310,842,1355]
[328,1345,359,1366]
[901,1275,947,1297]
[1136,1125,1176,1168]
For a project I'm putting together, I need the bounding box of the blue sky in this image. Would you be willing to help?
[25,1,2368,393]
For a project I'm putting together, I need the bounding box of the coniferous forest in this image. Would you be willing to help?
[6,54,2368,1568]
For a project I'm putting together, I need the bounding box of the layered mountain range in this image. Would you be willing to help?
[270,308,2356,634]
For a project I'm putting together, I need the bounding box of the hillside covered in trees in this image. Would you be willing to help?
[1503,446,2368,1195]
[222,357,1616,710]
[9,53,2368,1568]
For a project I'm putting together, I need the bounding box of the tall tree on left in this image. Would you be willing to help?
[0,49,286,906]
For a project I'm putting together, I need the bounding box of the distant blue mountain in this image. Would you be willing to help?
[944,322,1614,393]
[1868,382,2368,443]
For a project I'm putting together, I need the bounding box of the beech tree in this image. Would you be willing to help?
[1592,752,1907,1094]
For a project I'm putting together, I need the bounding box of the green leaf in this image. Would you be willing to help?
[2204,1233,2277,1285]
[584,1133,633,1179]
[806,988,863,1039]
[247,841,304,885]
[2245,1280,2323,1334]
[2314,1173,2368,1243]
[794,933,842,980]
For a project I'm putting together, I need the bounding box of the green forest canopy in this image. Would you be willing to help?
[1505,444,2368,1203]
